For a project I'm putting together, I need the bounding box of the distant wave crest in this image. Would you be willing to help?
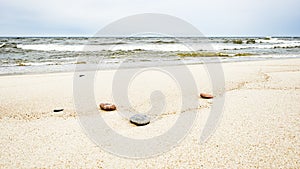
[0,43,18,49]
[150,40,177,44]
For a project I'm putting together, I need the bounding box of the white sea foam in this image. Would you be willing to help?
[17,43,193,52]
[15,37,300,52]
[257,37,291,44]
[0,43,5,48]
[111,44,192,51]
[213,39,300,50]
[17,44,85,51]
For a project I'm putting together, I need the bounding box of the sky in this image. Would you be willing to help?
[1,0,300,37]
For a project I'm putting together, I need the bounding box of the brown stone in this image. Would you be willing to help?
[99,103,116,111]
[200,93,214,99]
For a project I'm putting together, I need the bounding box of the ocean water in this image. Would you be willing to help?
[0,37,299,75]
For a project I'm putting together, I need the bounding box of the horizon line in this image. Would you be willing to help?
[0,35,299,38]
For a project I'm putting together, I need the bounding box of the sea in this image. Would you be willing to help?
[0,37,300,75]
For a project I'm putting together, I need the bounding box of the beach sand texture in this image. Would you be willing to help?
[0,59,300,168]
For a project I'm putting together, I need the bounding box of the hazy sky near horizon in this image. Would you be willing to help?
[1,0,299,36]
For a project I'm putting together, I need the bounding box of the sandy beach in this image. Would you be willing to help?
[0,58,300,168]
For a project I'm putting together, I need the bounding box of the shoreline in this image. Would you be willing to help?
[0,56,299,77]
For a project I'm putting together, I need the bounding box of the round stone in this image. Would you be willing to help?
[200,93,214,99]
[129,114,150,126]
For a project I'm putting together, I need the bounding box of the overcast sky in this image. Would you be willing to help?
[1,0,299,36]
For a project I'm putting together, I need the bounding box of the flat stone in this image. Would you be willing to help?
[99,103,116,111]
[53,108,64,112]
[52,109,64,116]
[200,93,214,99]
[130,114,150,126]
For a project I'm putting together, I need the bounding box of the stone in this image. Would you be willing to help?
[200,93,214,99]
[99,103,116,111]
[53,108,64,112]
[130,114,150,126]
[52,108,64,116]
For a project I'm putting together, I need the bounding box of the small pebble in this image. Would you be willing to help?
[200,93,214,99]
[52,109,64,116]
[130,114,150,126]
[53,109,64,112]
[99,103,116,111]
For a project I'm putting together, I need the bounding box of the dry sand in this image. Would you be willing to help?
[0,59,299,168]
